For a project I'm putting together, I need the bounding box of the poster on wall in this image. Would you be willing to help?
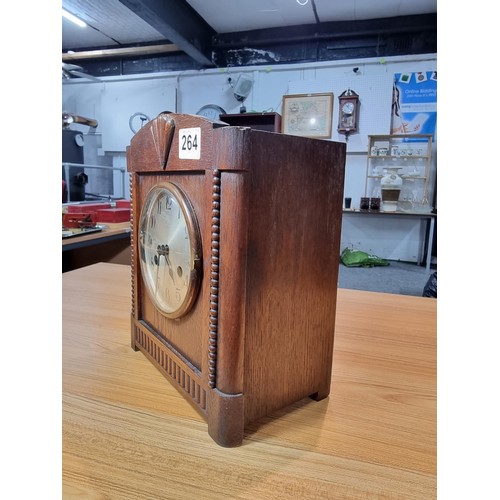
[391,71,437,140]
[281,92,334,138]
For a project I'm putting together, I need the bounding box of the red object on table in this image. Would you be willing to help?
[63,212,97,228]
[115,199,131,209]
[96,208,131,223]
[67,203,112,213]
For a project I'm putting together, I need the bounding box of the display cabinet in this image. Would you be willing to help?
[365,134,433,212]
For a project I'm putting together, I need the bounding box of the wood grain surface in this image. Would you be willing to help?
[62,263,436,499]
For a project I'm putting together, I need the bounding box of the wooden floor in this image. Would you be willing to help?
[62,263,436,499]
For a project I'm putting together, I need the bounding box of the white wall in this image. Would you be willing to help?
[62,53,437,263]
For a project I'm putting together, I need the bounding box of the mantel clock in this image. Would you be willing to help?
[127,112,346,446]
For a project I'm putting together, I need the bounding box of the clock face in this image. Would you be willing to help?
[196,104,226,121]
[139,182,202,318]
[342,102,355,115]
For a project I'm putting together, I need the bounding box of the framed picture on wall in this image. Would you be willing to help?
[281,92,334,138]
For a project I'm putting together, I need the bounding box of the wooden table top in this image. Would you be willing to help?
[62,263,436,499]
[62,222,130,248]
[343,209,436,217]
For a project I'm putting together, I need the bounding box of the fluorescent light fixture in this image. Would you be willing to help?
[62,9,87,28]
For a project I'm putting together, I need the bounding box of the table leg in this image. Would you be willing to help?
[426,217,435,272]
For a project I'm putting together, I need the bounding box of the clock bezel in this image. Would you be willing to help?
[139,181,203,319]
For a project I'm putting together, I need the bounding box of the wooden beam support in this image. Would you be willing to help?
[62,43,180,61]
[118,0,215,67]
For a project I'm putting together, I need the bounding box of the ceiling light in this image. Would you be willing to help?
[62,9,87,28]
[297,0,309,5]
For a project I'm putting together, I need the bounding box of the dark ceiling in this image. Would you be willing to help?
[62,0,437,79]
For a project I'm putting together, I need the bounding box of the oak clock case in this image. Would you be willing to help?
[127,112,346,447]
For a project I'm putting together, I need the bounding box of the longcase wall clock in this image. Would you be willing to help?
[337,89,360,138]
[127,112,346,446]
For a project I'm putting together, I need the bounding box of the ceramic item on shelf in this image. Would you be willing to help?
[380,167,403,212]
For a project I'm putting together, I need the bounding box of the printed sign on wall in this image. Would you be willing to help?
[391,71,437,140]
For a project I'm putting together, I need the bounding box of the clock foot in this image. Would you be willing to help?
[310,386,331,402]
[131,319,140,351]
[207,389,244,447]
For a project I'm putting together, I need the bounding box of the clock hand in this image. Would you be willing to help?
[155,255,160,294]
[157,244,175,283]
[165,254,175,283]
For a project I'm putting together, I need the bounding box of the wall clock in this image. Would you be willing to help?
[196,104,226,121]
[337,89,360,140]
[129,112,151,134]
[74,133,84,147]
[127,112,346,447]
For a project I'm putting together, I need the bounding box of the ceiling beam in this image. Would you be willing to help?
[118,0,215,67]
[213,14,437,49]
[212,14,436,68]
[62,44,180,61]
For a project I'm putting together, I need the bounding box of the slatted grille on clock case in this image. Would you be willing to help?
[133,324,207,412]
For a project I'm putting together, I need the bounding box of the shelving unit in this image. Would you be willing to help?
[365,134,433,209]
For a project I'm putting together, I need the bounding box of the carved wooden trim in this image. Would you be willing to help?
[128,113,175,172]
[129,174,135,317]
[134,323,206,411]
[208,170,221,389]
[152,113,175,169]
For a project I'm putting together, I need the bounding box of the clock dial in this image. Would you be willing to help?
[342,102,355,115]
[139,183,201,318]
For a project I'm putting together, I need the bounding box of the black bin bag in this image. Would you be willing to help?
[422,272,437,298]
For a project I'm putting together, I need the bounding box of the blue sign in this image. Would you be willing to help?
[391,71,437,140]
